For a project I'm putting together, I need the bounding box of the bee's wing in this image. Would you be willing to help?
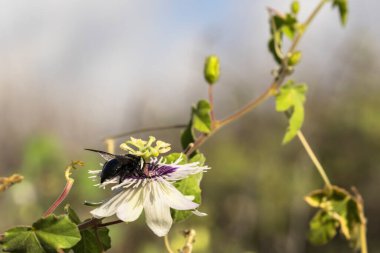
[85,149,116,161]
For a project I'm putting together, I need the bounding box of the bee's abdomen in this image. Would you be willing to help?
[100,159,122,183]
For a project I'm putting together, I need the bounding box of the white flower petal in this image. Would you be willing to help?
[157,179,199,210]
[116,187,144,222]
[88,170,101,175]
[90,189,128,218]
[143,181,173,237]
[185,195,195,201]
[192,210,207,216]
[163,162,209,181]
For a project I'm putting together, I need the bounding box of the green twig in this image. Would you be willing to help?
[164,235,175,253]
[288,0,328,54]
[296,131,332,188]
[208,85,216,127]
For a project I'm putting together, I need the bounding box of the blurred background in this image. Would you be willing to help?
[0,0,379,252]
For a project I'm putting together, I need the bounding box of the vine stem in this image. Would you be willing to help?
[164,235,175,253]
[43,161,83,217]
[288,0,328,53]
[360,219,368,253]
[208,85,216,124]
[43,179,74,217]
[296,131,332,188]
[352,188,368,253]
[219,85,277,128]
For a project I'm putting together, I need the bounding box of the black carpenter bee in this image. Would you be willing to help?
[85,149,146,183]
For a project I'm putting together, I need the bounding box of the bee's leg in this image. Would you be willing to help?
[135,167,146,177]
[118,169,129,183]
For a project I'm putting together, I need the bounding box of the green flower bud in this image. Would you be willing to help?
[288,51,302,66]
[291,1,300,15]
[204,55,220,85]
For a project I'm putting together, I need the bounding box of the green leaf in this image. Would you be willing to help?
[268,37,283,65]
[268,15,284,64]
[332,0,348,26]
[204,55,220,85]
[181,120,195,151]
[2,215,81,253]
[171,153,206,223]
[181,100,211,156]
[268,12,298,64]
[64,205,111,253]
[281,14,298,39]
[288,51,302,66]
[192,100,212,134]
[304,189,327,207]
[65,205,81,224]
[305,186,363,249]
[164,152,187,164]
[72,228,111,253]
[275,81,307,144]
[189,153,206,167]
[272,13,298,39]
[308,210,338,245]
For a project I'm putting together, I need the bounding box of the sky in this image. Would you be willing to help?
[0,0,379,155]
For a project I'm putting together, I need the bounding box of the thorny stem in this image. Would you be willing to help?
[164,235,175,253]
[296,131,332,188]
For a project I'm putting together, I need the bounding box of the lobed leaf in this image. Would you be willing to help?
[332,0,348,26]
[275,80,308,144]
[308,210,338,245]
[192,100,212,134]
[64,205,111,253]
[305,186,363,249]
[268,8,300,64]
[2,215,81,253]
